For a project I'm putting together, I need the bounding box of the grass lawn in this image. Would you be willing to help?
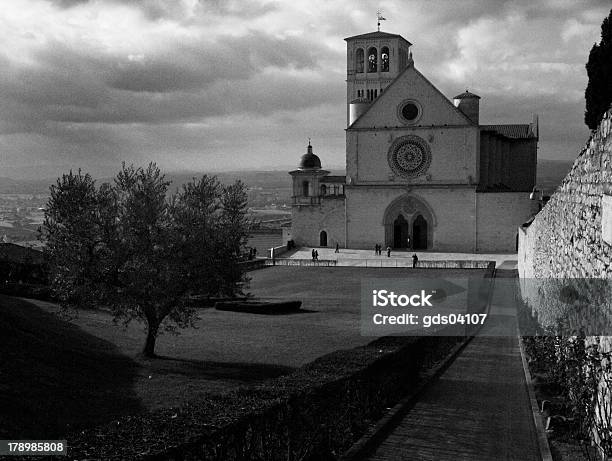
[2,266,481,438]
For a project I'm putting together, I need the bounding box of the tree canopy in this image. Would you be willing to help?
[585,8,612,130]
[42,164,251,357]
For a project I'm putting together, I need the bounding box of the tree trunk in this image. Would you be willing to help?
[142,320,159,358]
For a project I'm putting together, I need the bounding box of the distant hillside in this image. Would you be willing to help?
[0,164,570,199]
[537,159,574,195]
[0,177,53,195]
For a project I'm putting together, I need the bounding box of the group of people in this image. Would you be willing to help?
[374,244,392,257]
[373,243,420,267]
[311,248,319,261]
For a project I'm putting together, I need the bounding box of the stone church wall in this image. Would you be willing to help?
[291,199,345,248]
[476,193,538,253]
[345,187,476,251]
[346,127,478,185]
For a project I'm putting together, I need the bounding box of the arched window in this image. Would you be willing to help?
[302,181,309,197]
[320,184,327,196]
[367,47,377,72]
[356,48,364,73]
[381,47,389,72]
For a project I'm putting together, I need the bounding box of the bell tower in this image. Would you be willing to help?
[345,30,413,126]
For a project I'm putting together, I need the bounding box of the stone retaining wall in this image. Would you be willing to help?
[519,108,612,280]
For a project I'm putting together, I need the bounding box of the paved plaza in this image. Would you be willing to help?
[284,247,518,269]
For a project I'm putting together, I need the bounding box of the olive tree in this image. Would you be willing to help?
[43,164,250,357]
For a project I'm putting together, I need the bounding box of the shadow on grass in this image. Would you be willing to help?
[0,295,143,439]
[150,356,294,381]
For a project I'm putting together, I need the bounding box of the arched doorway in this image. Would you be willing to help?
[383,194,435,250]
[412,215,428,249]
[319,230,327,247]
[393,215,409,248]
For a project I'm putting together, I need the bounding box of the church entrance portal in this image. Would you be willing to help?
[383,195,434,250]
[412,215,428,249]
[393,215,409,248]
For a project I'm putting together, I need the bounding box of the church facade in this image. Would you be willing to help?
[289,30,539,253]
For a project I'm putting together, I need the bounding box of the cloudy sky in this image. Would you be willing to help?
[0,0,610,179]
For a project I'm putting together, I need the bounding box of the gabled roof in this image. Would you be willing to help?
[344,31,412,45]
[481,124,536,139]
[348,63,474,128]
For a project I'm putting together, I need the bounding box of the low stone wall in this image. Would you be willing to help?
[266,258,494,269]
[266,258,337,267]
[68,335,464,460]
[269,245,289,259]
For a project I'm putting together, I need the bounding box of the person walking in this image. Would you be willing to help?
[335,243,339,253]
[315,249,319,260]
[412,253,419,268]
[387,246,391,257]
[312,248,316,261]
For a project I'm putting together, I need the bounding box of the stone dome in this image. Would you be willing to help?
[299,142,322,170]
[453,89,481,100]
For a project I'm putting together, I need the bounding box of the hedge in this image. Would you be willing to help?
[67,334,463,460]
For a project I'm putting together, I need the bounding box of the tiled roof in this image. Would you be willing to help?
[344,31,411,45]
[481,124,535,139]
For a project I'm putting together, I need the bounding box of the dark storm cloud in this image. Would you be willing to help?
[0,27,334,135]
[1,0,609,177]
[51,0,279,20]
[108,31,320,93]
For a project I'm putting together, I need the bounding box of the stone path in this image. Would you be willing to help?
[363,336,540,461]
[361,272,541,461]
